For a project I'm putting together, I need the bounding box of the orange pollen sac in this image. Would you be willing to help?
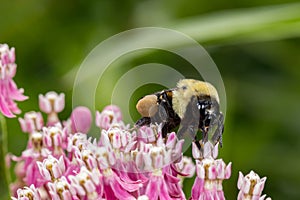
[136,95,158,117]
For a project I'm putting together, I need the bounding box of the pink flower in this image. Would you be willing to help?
[66,133,89,153]
[102,168,141,200]
[192,141,219,160]
[172,156,196,187]
[11,184,41,200]
[237,171,271,200]
[9,99,273,200]
[39,91,65,125]
[173,156,195,178]
[132,132,184,172]
[39,91,65,114]
[37,155,66,181]
[94,145,116,170]
[43,125,67,155]
[101,127,137,154]
[70,106,92,134]
[10,181,25,198]
[96,105,123,130]
[21,131,51,159]
[18,111,44,133]
[13,131,51,187]
[137,125,157,143]
[68,167,103,199]
[131,131,186,199]
[47,176,77,200]
[0,44,27,118]
[191,158,231,200]
[74,149,98,171]
[144,169,180,200]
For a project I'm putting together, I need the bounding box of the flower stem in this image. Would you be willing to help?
[0,114,11,199]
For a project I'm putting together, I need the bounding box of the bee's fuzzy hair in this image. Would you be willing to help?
[172,79,219,118]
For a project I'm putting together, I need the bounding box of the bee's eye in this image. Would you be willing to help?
[182,86,187,90]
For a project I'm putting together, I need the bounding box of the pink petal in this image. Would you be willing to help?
[164,173,180,184]
[153,154,163,169]
[124,141,137,153]
[58,156,66,173]
[237,191,244,200]
[225,162,232,179]
[207,164,217,179]
[192,142,201,159]
[39,95,51,113]
[212,142,219,159]
[196,161,205,179]
[135,151,144,169]
[112,132,121,149]
[159,180,173,200]
[237,171,244,189]
[10,47,16,63]
[242,179,251,194]
[0,95,15,117]
[108,177,136,200]
[8,80,27,101]
[253,177,266,196]
[84,180,96,193]
[145,176,160,200]
[191,177,204,199]
[18,117,27,132]
[259,194,267,200]
[54,93,65,113]
[62,191,73,200]
[166,132,177,149]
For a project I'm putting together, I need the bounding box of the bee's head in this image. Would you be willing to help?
[172,79,219,118]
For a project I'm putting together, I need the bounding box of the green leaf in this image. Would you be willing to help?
[171,2,300,44]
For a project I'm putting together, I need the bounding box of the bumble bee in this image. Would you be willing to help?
[135,79,224,150]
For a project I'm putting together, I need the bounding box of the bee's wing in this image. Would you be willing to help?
[177,96,200,151]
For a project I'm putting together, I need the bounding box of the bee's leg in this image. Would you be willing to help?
[211,113,224,147]
[187,125,202,150]
[202,127,209,144]
[135,117,151,127]
[194,137,202,150]
[161,123,169,138]
[177,125,201,150]
[199,120,209,144]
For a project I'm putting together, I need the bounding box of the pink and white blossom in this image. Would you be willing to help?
[39,91,65,125]
[0,44,27,118]
[237,171,271,200]
[191,157,231,200]
[37,155,66,181]
[96,105,123,130]
[70,106,92,134]
[47,176,76,200]
[9,94,271,200]
[18,111,44,133]
[11,184,41,200]
[68,167,103,199]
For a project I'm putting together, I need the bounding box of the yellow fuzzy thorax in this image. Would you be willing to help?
[172,79,219,118]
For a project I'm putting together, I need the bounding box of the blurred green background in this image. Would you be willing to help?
[1,0,300,199]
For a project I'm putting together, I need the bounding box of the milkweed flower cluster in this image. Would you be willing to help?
[9,91,271,200]
[191,142,231,200]
[237,171,271,200]
[9,92,194,200]
[0,44,27,118]
[4,45,272,200]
